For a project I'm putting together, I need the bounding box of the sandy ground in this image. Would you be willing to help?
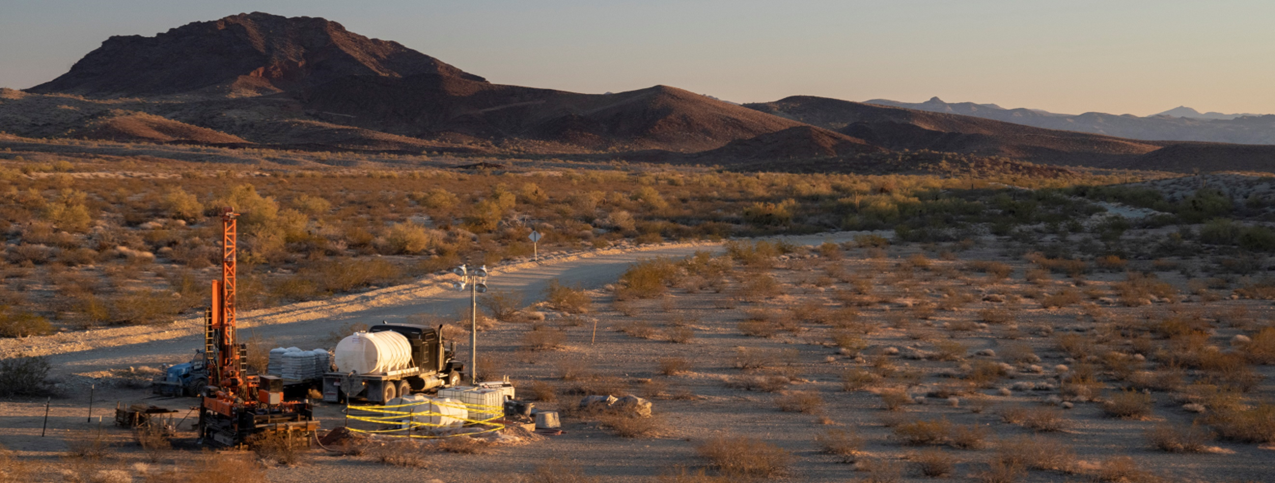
[3,233,1274,482]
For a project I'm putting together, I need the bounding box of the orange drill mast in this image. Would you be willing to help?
[208,209,246,393]
[198,209,317,447]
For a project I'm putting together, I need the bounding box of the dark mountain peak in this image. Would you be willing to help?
[28,12,484,97]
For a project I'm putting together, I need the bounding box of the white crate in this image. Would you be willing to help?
[438,386,504,422]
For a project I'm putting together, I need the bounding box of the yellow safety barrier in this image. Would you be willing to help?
[343,398,505,439]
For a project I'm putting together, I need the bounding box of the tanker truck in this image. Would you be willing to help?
[322,323,464,403]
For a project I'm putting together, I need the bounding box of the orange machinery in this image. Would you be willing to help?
[197,210,318,447]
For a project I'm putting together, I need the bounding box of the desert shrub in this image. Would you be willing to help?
[968,261,1012,280]
[370,442,432,468]
[1103,390,1154,419]
[736,273,784,301]
[480,289,524,321]
[974,459,1026,483]
[743,200,796,226]
[999,342,1037,364]
[695,435,790,478]
[147,452,268,483]
[1096,255,1128,271]
[894,418,952,445]
[880,388,913,411]
[726,374,790,393]
[617,258,680,299]
[993,435,1075,472]
[1146,423,1214,453]
[1040,288,1082,308]
[0,355,51,397]
[524,325,566,351]
[814,429,862,463]
[527,380,558,402]
[0,306,52,338]
[1245,327,1275,364]
[1000,406,1068,432]
[664,326,695,344]
[658,356,692,376]
[251,432,307,465]
[522,459,600,483]
[775,391,824,414]
[437,435,491,453]
[965,359,1008,388]
[830,330,867,354]
[912,449,956,478]
[978,307,1013,324]
[1095,456,1159,483]
[1210,403,1275,443]
[840,368,881,392]
[544,279,592,314]
[738,319,778,338]
[66,427,110,459]
[597,413,665,438]
[0,444,31,482]
[933,340,967,361]
[949,423,989,449]
[134,422,172,462]
[1055,333,1094,359]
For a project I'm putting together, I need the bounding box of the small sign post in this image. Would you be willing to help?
[529,230,542,261]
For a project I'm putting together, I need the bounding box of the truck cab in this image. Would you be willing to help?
[323,323,462,403]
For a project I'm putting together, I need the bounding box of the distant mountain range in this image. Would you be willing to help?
[866,97,1275,144]
[3,12,1274,173]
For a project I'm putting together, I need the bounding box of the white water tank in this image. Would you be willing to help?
[386,395,468,428]
[333,331,412,374]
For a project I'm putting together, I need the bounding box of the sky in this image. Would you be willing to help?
[1,0,1272,116]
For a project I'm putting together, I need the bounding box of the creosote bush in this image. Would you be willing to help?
[814,428,863,463]
[544,279,592,314]
[0,355,51,397]
[1146,423,1215,453]
[696,435,790,478]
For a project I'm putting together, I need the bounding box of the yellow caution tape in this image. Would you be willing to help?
[343,399,506,439]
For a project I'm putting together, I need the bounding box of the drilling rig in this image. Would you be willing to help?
[197,210,319,447]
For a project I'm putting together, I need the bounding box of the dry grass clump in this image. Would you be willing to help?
[856,458,904,483]
[949,423,989,449]
[1055,332,1095,359]
[993,435,1075,472]
[1094,456,1160,483]
[544,279,592,314]
[879,388,914,411]
[695,435,790,478]
[250,432,307,465]
[147,452,268,483]
[1244,326,1275,364]
[524,324,567,351]
[968,261,1013,280]
[911,449,956,478]
[1208,403,1275,443]
[974,459,1026,483]
[664,326,695,344]
[1040,288,1083,308]
[977,307,1013,324]
[597,412,666,438]
[658,357,691,376]
[368,441,433,468]
[727,374,791,393]
[965,360,1009,388]
[436,435,491,454]
[1000,405,1069,432]
[527,380,558,403]
[1103,390,1155,419]
[893,418,952,445]
[999,342,1038,364]
[841,368,882,392]
[1146,423,1215,453]
[814,428,863,463]
[0,444,31,482]
[66,428,111,459]
[738,318,778,338]
[775,391,825,414]
[133,422,172,462]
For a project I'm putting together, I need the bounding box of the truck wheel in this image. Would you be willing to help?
[186,378,207,397]
[381,382,397,403]
[397,381,412,398]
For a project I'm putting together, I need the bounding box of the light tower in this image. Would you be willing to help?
[453,264,488,385]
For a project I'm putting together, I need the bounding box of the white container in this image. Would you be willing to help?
[478,381,515,401]
[333,331,412,374]
[439,386,504,422]
[386,394,468,428]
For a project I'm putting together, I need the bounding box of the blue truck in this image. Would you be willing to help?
[152,350,209,397]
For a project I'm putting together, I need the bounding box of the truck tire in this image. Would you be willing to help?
[397,380,412,398]
[185,378,208,397]
[381,382,397,403]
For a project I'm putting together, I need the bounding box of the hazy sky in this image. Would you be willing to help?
[2,0,1272,116]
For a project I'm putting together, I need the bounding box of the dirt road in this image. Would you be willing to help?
[3,232,863,379]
